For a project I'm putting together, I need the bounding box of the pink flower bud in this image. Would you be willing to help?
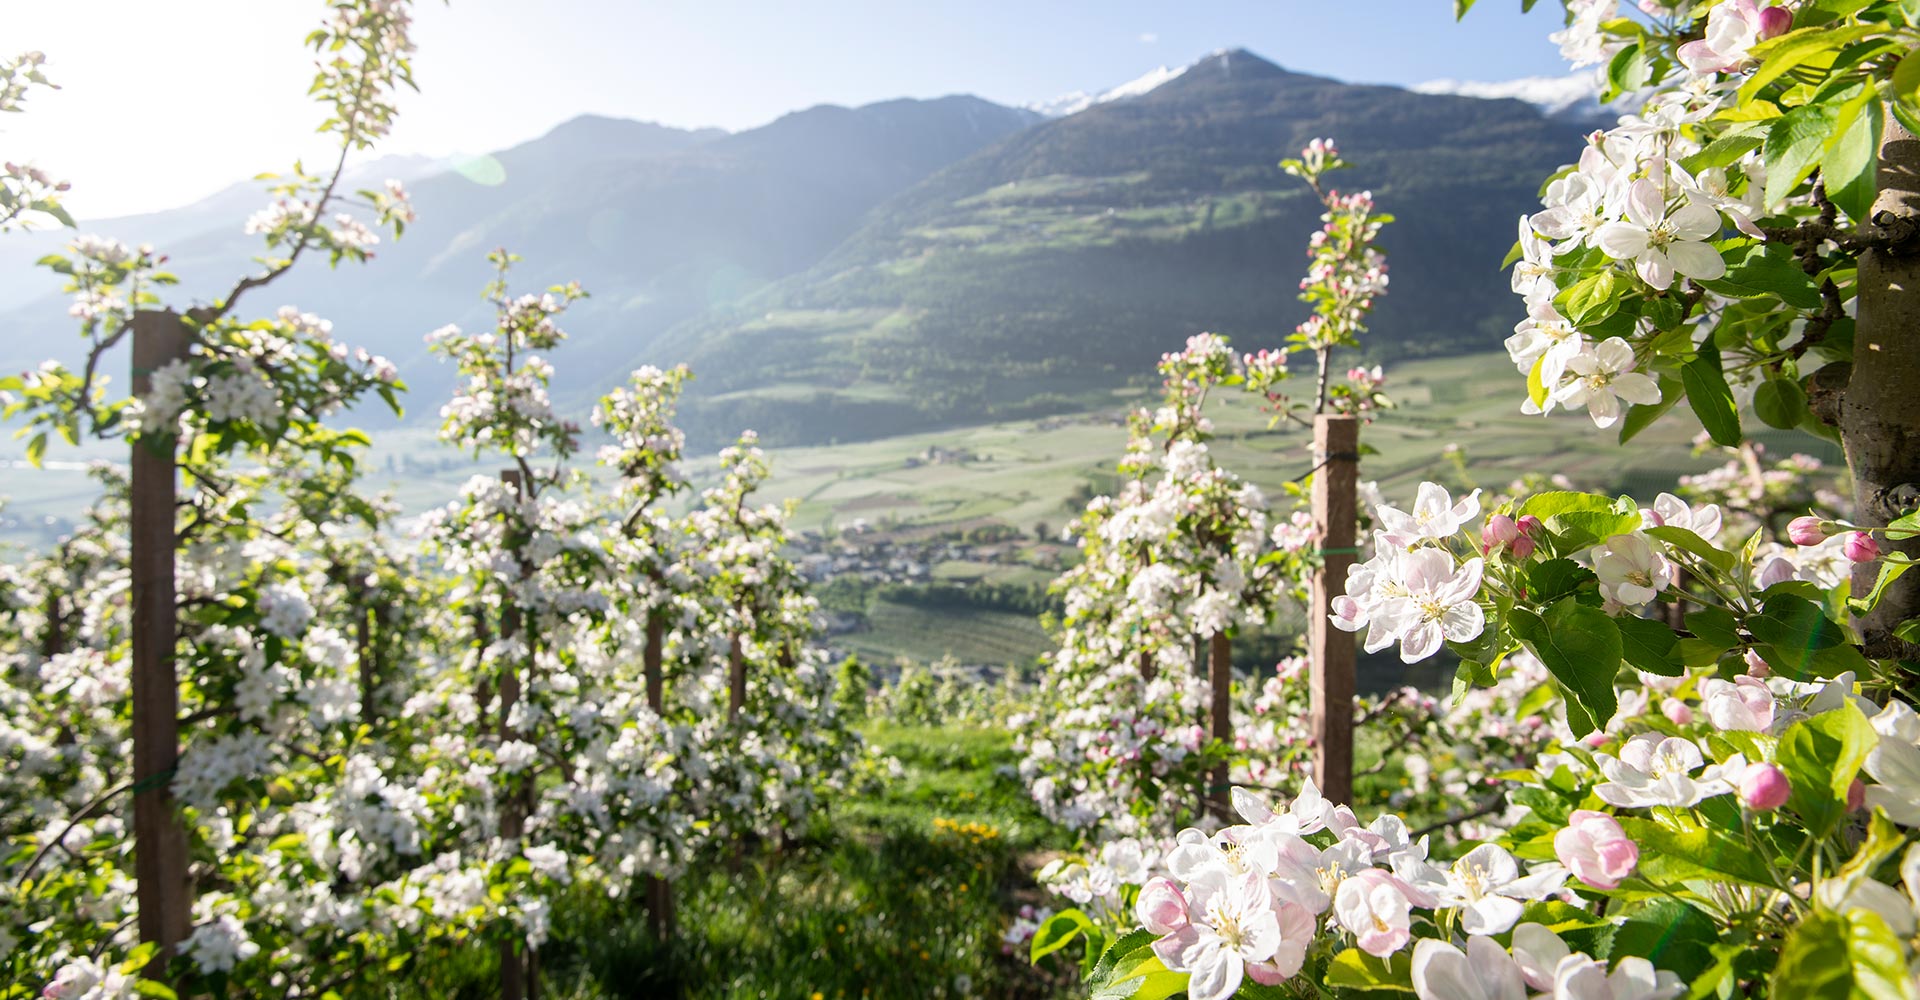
[1757,5,1793,38]
[1482,514,1520,554]
[1843,531,1881,563]
[1787,516,1828,546]
[1740,762,1790,811]
[1661,698,1693,726]
[1849,778,1867,813]
[1743,648,1770,678]
[1511,534,1537,560]
[1135,876,1189,935]
[1555,809,1639,890]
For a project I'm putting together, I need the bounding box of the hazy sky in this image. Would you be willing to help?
[7,1,1575,219]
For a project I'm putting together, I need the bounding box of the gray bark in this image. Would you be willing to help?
[1846,120,1920,661]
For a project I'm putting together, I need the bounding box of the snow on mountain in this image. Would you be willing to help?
[1027,63,1188,117]
[1411,73,1606,120]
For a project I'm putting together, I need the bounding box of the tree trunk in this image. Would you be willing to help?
[1847,120,1920,663]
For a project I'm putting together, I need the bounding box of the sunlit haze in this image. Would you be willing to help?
[11,0,1576,219]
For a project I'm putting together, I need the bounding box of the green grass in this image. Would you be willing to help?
[378,724,1072,1000]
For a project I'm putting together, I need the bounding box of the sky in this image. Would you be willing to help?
[6,1,1579,220]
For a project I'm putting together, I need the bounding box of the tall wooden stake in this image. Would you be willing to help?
[497,469,529,1000]
[727,633,746,722]
[130,309,193,965]
[1207,631,1232,821]
[1310,414,1358,807]
[643,607,675,943]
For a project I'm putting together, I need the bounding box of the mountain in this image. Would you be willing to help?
[0,98,1039,409]
[651,49,1589,447]
[1027,64,1191,117]
[0,152,455,312]
[1411,74,1613,127]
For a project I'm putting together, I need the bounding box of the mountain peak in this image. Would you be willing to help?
[1172,47,1292,83]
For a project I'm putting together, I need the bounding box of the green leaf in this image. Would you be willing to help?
[1549,511,1647,554]
[1087,929,1157,985]
[1325,948,1415,993]
[1824,87,1883,225]
[1511,598,1621,736]
[1619,375,1685,444]
[1682,133,1764,174]
[1612,900,1720,982]
[1765,100,1844,207]
[1527,352,1550,409]
[1615,816,1779,888]
[1850,559,1915,615]
[1770,908,1920,1000]
[1520,491,1619,522]
[1743,25,1883,103]
[1556,269,1622,326]
[1606,42,1651,99]
[1748,593,1859,680]
[1701,243,1823,309]
[1617,614,1682,676]
[1530,559,1598,606]
[1682,345,1742,446]
[1897,50,1920,109]
[1644,526,1737,575]
[1090,970,1188,1000]
[1030,909,1093,963]
[1778,701,1874,837]
[1753,377,1810,430]
[1686,606,1743,648]
[1519,899,1612,932]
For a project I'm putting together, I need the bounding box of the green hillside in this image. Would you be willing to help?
[660,50,1589,447]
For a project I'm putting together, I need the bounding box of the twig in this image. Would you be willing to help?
[1413,794,1506,839]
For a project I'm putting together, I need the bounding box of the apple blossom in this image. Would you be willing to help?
[1552,339,1664,428]
[1699,675,1776,732]
[1554,810,1639,890]
[1371,550,1487,663]
[1151,869,1284,1000]
[1593,534,1673,606]
[1594,180,1727,289]
[1411,936,1527,1000]
[1594,735,1732,808]
[1333,868,1415,956]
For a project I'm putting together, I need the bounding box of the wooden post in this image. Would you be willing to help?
[1310,414,1358,807]
[130,309,193,965]
[496,468,529,1000]
[1207,631,1232,821]
[1137,650,1155,683]
[643,607,675,942]
[356,598,377,724]
[727,633,746,722]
